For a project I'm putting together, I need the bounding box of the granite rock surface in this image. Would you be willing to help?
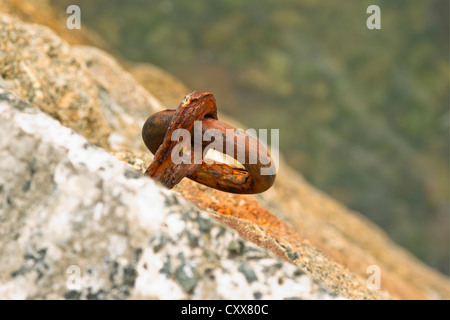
[0,87,340,300]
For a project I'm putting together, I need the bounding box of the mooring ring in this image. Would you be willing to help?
[142,109,276,194]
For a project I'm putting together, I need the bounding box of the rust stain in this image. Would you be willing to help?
[174,179,393,300]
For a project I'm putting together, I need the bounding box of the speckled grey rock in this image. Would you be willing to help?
[0,86,343,300]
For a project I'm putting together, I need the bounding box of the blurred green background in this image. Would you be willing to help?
[52,0,449,274]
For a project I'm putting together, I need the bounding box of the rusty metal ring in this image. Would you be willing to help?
[142,91,276,194]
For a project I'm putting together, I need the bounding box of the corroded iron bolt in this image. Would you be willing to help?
[142,91,276,194]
